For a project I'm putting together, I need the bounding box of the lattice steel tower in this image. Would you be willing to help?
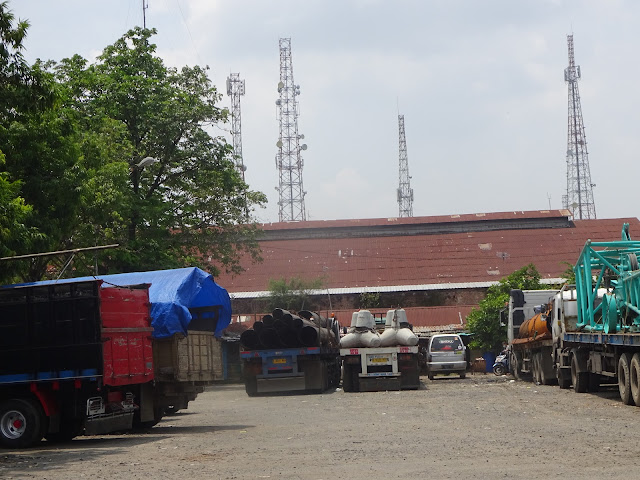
[275,38,307,222]
[563,34,596,219]
[397,114,414,217]
[226,73,246,181]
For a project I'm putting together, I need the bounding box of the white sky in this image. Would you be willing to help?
[13,0,640,224]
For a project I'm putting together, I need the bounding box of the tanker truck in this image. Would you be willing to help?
[507,223,640,406]
[340,309,420,392]
[240,309,341,395]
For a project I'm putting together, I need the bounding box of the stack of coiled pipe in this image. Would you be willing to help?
[240,308,340,350]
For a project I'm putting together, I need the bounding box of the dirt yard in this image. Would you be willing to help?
[2,374,640,479]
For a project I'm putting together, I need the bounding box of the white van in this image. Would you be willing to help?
[426,334,467,380]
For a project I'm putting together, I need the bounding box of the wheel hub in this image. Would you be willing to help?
[1,410,26,439]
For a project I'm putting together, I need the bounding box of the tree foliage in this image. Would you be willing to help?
[266,277,325,312]
[359,291,381,309]
[0,5,266,281]
[466,264,544,353]
[0,2,79,281]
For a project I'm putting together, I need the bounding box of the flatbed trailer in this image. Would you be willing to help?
[241,346,341,395]
[340,345,420,392]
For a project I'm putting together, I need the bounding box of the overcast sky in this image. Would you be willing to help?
[13,0,640,224]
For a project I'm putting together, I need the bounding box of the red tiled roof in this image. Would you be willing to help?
[213,211,640,293]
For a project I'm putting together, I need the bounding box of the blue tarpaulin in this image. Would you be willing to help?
[4,267,232,339]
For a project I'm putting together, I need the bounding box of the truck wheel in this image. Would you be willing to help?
[342,364,353,392]
[532,353,541,384]
[245,376,258,397]
[571,355,588,393]
[511,353,520,380]
[631,353,640,406]
[618,353,634,405]
[0,398,45,448]
[557,368,571,389]
[45,418,83,443]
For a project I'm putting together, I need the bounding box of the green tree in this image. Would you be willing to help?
[51,27,266,275]
[359,291,381,309]
[0,2,82,281]
[466,264,544,353]
[266,277,325,312]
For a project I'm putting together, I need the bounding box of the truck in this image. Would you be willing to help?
[341,345,420,392]
[240,309,341,395]
[340,309,421,392]
[507,223,640,406]
[0,267,231,448]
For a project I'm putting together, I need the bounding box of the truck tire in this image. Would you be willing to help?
[511,352,520,380]
[45,417,83,443]
[342,364,353,392]
[0,398,45,448]
[245,376,258,397]
[631,353,640,406]
[557,367,571,389]
[532,353,541,384]
[539,351,556,386]
[618,353,633,405]
[571,354,588,393]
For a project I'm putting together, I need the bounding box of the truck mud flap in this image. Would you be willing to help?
[257,376,306,393]
[85,412,134,436]
[358,375,402,392]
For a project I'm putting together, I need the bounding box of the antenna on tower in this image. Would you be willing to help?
[142,0,148,28]
[227,73,246,181]
[563,34,596,220]
[275,38,307,222]
[397,114,414,217]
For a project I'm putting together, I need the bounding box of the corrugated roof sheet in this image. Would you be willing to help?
[213,210,640,295]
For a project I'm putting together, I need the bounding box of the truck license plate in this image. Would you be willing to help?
[369,355,389,364]
[272,358,287,364]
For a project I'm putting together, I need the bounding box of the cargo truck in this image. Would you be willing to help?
[340,309,420,392]
[507,223,640,406]
[0,267,231,447]
[240,309,341,395]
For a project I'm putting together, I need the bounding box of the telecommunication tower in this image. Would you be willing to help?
[397,114,414,217]
[563,34,596,219]
[226,73,246,181]
[275,38,307,222]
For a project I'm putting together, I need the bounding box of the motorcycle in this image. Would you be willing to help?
[493,349,509,376]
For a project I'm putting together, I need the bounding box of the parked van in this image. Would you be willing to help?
[426,334,467,380]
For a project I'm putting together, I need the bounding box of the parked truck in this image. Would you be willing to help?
[240,309,341,395]
[0,267,231,448]
[507,223,640,406]
[340,309,420,392]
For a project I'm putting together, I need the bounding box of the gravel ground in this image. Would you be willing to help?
[2,374,640,480]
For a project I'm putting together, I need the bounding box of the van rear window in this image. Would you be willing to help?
[431,337,463,352]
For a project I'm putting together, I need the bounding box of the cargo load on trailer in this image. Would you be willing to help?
[506,223,640,406]
[240,309,341,395]
[340,309,420,392]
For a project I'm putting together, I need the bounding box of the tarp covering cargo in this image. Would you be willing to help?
[4,267,231,339]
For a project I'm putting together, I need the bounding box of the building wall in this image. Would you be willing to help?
[231,287,487,316]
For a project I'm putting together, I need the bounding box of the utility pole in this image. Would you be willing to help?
[563,34,596,219]
[397,114,414,217]
[227,73,246,181]
[275,38,307,222]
